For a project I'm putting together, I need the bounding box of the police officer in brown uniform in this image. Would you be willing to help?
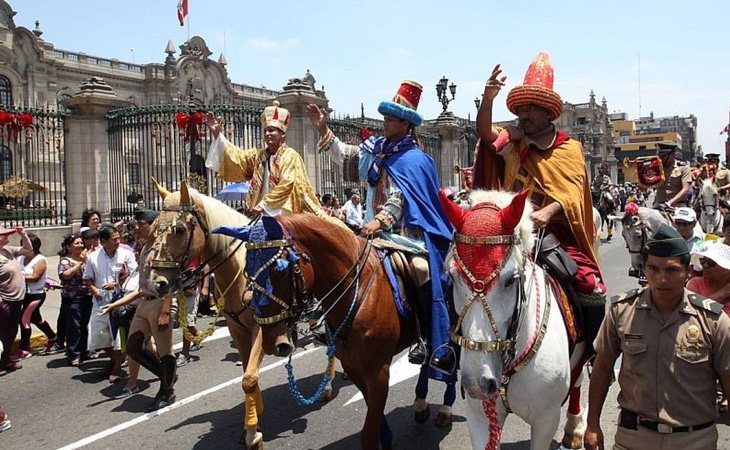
[653,142,692,209]
[585,224,730,450]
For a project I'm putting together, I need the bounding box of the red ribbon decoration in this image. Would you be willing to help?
[359,127,373,142]
[175,111,205,142]
[0,112,34,142]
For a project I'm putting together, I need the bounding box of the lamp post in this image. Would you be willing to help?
[474,97,481,110]
[435,76,457,113]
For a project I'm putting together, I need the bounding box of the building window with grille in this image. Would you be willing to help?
[0,75,12,107]
[128,162,140,185]
[0,145,12,182]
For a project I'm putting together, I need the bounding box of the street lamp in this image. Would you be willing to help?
[474,97,481,110]
[435,76,457,112]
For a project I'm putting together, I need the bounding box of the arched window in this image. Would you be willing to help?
[0,75,12,107]
[0,145,12,182]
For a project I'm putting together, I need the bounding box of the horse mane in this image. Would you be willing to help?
[165,188,251,266]
[276,213,364,263]
[701,178,718,195]
[637,206,668,232]
[468,189,536,254]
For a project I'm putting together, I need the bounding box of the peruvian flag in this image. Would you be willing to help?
[177,0,188,26]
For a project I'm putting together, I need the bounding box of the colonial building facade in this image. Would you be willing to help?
[0,0,620,250]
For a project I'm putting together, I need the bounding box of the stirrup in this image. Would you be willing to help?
[408,338,428,365]
[429,343,456,375]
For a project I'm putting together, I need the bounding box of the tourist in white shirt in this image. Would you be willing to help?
[343,193,364,232]
[83,226,137,383]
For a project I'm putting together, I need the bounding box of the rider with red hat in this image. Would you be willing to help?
[473,53,606,353]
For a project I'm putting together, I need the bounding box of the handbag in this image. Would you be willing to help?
[112,304,137,329]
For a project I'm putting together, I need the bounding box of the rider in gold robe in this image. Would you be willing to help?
[204,101,342,226]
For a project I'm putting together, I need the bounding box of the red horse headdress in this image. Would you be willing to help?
[439,189,531,291]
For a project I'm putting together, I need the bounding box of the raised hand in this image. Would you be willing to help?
[305,104,328,137]
[483,64,507,103]
[204,112,222,139]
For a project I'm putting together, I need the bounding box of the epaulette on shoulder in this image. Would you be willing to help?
[611,287,646,304]
[687,292,723,315]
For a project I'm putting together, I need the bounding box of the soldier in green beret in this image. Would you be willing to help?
[585,224,730,450]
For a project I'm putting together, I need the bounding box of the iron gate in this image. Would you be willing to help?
[319,119,442,203]
[106,104,263,220]
[0,107,67,227]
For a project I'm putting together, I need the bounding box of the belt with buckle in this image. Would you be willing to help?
[619,409,714,434]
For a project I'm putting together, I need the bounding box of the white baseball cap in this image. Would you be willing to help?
[692,242,730,270]
[672,207,697,223]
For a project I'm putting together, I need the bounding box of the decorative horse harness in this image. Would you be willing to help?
[244,229,377,337]
[149,204,247,324]
[450,226,551,412]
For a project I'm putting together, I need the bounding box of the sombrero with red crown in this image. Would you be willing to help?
[506,52,563,121]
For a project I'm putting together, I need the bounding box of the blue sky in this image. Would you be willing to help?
[15,0,730,157]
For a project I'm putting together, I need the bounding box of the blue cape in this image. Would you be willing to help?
[372,137,456,382]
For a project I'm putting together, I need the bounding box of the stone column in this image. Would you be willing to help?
[62,77,130,227]
[276,79,329,193]
[430,112,462,187]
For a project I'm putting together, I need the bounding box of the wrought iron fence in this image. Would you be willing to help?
[0,107,67,227]
[321,119,443,203]
[106,104,263,221]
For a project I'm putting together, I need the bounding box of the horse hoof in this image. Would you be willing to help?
[434,411,453,428]
[246,431,264,450]
[414,405,430,424]
[560,434,583,449]
[319,389,334,402]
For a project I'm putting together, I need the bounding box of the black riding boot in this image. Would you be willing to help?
[134,347,162,379]
[146,354,177,412]
[408,285,430,365]
[577,293,607,357]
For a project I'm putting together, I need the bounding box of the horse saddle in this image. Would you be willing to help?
[373,239,431,319]
[536,234,581,346]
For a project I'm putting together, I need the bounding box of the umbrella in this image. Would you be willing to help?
[0,176,47,198]
[215,182,250,202]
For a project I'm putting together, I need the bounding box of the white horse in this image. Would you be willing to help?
[698,178,724,235]
[440,189,588,450]
[612,206,672,279]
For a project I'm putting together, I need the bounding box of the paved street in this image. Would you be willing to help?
[2,233,730,449]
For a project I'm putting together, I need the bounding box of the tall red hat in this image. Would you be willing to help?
[506,53,563,121]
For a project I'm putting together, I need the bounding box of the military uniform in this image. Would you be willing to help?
[654,161,692,207]
[714,166,730,200]
[594,287,730,450]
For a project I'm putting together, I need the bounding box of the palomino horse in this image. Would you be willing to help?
[440,189,588,450]
[698,178,724,235]
[145,180,333,449]
[613,205,671,279]
[213,213,424,450]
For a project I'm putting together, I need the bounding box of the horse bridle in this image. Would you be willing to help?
[450,232,522,361]
[246,234,375,328]
[149,204,245,294]
[150,205,207,273]
[244,236,313,325]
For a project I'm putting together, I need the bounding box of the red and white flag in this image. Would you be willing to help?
[177,0,188,26]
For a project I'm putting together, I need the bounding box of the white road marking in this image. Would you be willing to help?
[57,347,321,450]
[343,353,421,406]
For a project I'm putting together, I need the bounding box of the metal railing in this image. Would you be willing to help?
[0,107,67,227]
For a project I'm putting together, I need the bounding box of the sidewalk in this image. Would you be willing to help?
[12,254,62,351]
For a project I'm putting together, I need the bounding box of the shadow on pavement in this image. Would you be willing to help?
[320,404,465,450]
[165,372,346,449]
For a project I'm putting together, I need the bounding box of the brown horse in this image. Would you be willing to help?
[214,213,418,450]
[145,179,263,449]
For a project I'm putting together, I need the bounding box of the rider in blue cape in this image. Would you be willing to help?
[307,81,457,386]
